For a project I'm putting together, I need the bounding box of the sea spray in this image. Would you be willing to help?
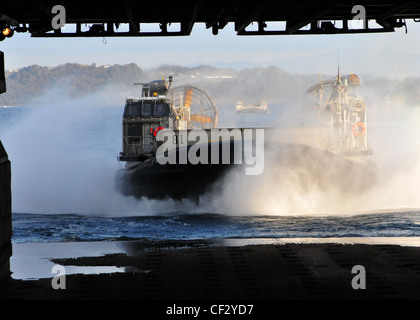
[1,85,194,216]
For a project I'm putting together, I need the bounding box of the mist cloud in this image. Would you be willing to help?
[2,67,420,217]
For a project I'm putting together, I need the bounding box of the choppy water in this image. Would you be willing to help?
[11,211,420,244]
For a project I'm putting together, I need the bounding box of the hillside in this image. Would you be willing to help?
[1,63,143,106]
[0,63,316,107]
[1,63,419,112]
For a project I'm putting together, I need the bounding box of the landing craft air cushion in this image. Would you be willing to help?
[116,73,378,202]
[289,70,378,193]
[115,77,251,201]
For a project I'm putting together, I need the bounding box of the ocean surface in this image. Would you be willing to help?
[2,101,420,246]
[11,211,420,244]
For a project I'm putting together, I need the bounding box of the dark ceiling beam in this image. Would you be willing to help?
[286,0,348,34]
[29,22,53,36]
[375,0,419,21]
[217,6,237,30]
[206,6,236,35]
[122,0,139,33]
[0,12,19,25]
[205,7,225,29]
[34,0,54,18]
[234,1,271,34]
[182,0,201,35]
[29,1,57,35]
[31,29,190,37]
[238,25,395,36]
[375,0,418,29]
[3,1,420,38]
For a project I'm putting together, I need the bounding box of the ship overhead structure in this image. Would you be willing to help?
[305,72,370,156]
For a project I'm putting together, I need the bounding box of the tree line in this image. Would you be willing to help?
[1,62,419,110]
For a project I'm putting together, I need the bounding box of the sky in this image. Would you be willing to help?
[1,20,420,78]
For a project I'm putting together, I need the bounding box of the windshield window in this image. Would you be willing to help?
[142,103,152,116]
[124,101,167,117]
[128,124,143,137]
[154,103,169,116]
[123,102,141,117]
